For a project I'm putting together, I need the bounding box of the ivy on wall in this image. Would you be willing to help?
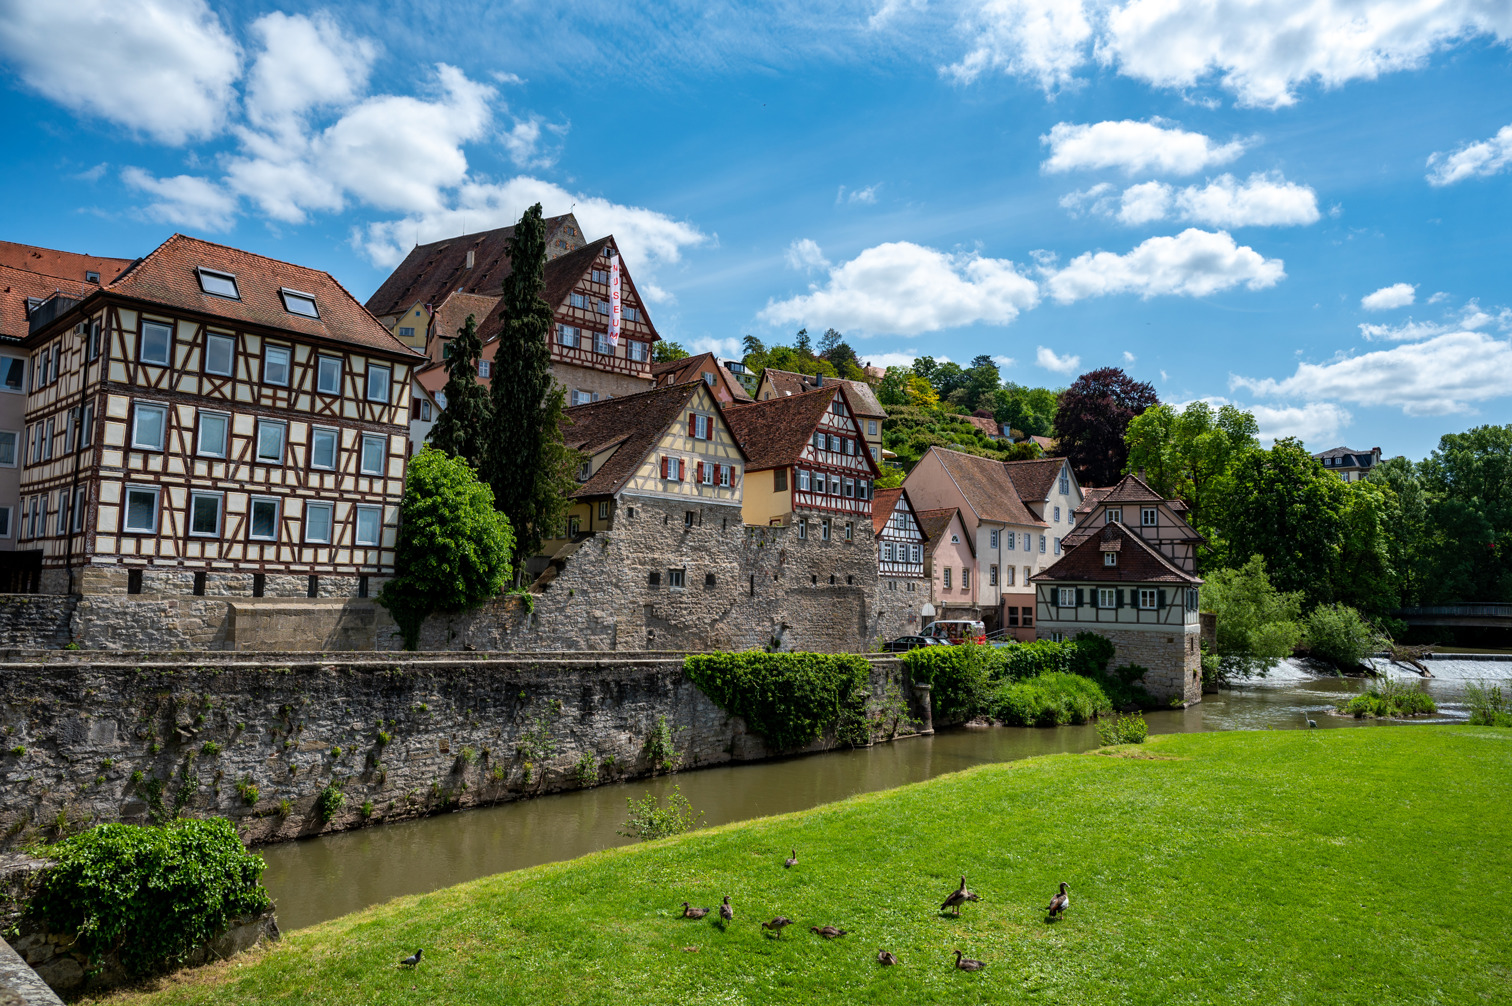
[684,652,872,750]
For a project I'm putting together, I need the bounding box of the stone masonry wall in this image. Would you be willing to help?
[1086,625,1202,704]
[0,653,926,850]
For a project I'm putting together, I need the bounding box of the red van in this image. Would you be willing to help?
[920,620,988,645]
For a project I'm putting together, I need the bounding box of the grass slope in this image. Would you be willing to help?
[95,728,1512,1006]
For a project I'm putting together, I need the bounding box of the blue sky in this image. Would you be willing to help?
[2,0,1510,460]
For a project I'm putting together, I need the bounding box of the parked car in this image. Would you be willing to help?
[885,635,953,652]
[920,620,988,645]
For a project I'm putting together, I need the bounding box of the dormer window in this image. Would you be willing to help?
[197,268,239,299]
[280,288,319,318]
[85,271,100,284]
[1104,552,1117,566]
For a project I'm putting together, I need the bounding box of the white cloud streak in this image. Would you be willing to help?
[1427,123,1512,185]
[1043,228,1285,303]
[1361,282,1415,311]
[946,0,1093,91]
[1249,402,1353,444]
[1037,346,1081,373]
[1063,173,1321,227]
[785,238,831,272]
[121,167,238,230]
[1042,119,1246,175]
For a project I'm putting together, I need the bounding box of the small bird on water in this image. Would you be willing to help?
[399,949,422,968]
[811,925,848,939]
[784,847,798,868]
[719,895,734,922]
[941,875,980,916]
[761,916,794,936]
[1046,881,1071,920]
[681,902,710,919]
[952,949,985,972]
[877,949,899,966]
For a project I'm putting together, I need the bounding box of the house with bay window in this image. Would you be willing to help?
[18,233,413,597]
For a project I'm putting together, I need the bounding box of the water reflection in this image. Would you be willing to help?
[259,658,1508,930]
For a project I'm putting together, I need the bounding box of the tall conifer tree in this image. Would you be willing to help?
[428,313,492,470]
[486,203,576,575]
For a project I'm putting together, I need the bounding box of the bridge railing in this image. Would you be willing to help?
[1397,604,1512,619]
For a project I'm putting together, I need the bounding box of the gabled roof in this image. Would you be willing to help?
[62,234,413,355]
[760,369,885,418]
[923,446,1044,527]
[1073,487,1111,514]
[1,264,92,341]
[475,236,662,347]
[0,241,134,287]
[957,414,1001,438]
[915,506,975,557]
[1003,456,1068,501]
[872,487,904,533]
[1094,471,1166,504]
[1032,521,1200,585]
[653,352,754,402]
[724,385,879,473]
[1313,445,1380,461]
[559,381,745,498]
[363,213,579,318]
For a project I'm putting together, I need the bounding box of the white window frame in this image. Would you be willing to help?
[139,320,173,366]
[1097,587,1116,609]
[1039,535,1046,553]
[131,402,168,451]
[699,461,714,486]
[821,518,831,541]
[203,333,235,376]
[256,420,286,464]
[310,427,338,470]
[354,505,382,546]
[188,491,223,538]
[844,521,854,541]
[720,465,732,488]
[990,564,999,586]
[1105,508,1122,524]
[1138,588,1158,609]
[263,345,291,386]
[1054,537,1061,555]
[943,567,952,588]
[197,411,229,458]
[797,517,808,540]
[122,485,160,534]
[478,360,492,378]
[557,324,580,348]
[962,567,971,588]
[1142,507,1158,527]
[304,501,334,544]
[196,268,240,299]
[316,355,342,395]
[1104,552,1118,567]
[366,365,391,403]
[360,434,386,475]
[595,332,611,355]
[248,496,280,541]
[884,542,895,561]
[628,340,647,362]
[990,529,999,549]
[668,568,686,589]
[910,544,921,563]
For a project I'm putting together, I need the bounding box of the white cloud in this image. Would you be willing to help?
[0,0,240,144]
[1041,119,1245,175]
[945,0,1093,91]
[1037,346,1081,373]
[1122,350,1137,363]
[992,354,1017,368]
[1043,228,1285,303]
[760,242,1040,337]
[1427,124,1512,185]
[863,351,938,370]
[1232,331,1512,416]
[501,114,569,169]
[690,336,745,360]
[355,176,707,271]
[785,238,831,272]
[1361,283,1415,311]
[1059,182,1116,217]
[1065,173,1320,227]
[1357,301,1507,340]
[1249,402,1353,444]
[1117,181,1172,225]
[837,183,881,205]
[121,167,237,231]
[243,11,374,134]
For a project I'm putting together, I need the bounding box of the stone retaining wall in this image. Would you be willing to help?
[1092,625,1203,704]
[0,653,927,849]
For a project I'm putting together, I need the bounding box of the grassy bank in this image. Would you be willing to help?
[93,727,1511,1006]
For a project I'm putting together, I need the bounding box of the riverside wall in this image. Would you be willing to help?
[0,653,927,850]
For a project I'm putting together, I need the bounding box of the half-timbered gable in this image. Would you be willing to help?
[652,352,753,405]
[18,234,415,596]
[755,370,887,460]
[873,487,926,581]
[1064,472,1202,573]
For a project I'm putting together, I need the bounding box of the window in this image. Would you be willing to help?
[311,427,338,469]
[0,431,14,467]
[624,306,640,323]
[1186,588,1200,612]
[1139,588,1158,609]
[256,420,286,463]
[828,434,841,452]
[1008,607,1019,626]
[821,518,831,541]
[943,567,952,588]
[86,270,100,284]
[366,365,391,403]
[774,468,788,491]
[990,564,998,586]
[1039,535,1046,553]
[844,438,855,456]
[683,511,695,528]
[42,418,53,460]
[1058,587,1075,607]
[71,487,85,533]
[0,506,11,538]
[1005,566,1015,586]
[197,412,228,457]
[360,434,386,475]
[55,491,69,536]
[843,478,854,498]
[628,340,648,362]
[830,475,841,495]
[249,497,279,540]
[1142,507,1158,527]
[668,568,686,588]
[598,501,610,520]
[700,461,714,485]
[571,292,590,309]
[691,413,711,439]
[189,492,222,536]
[1104,552,1117,567]
[1054,506,1061,522]
[662,456,682,480]
[910,544,921,563]
[1022,607,1034,628]
[962,568,971,588]
[0,357,24,392]
[578,460,592,482]
[132,403,167,450]
[1059,472,1070,495]
[280,288,319,318]
[1105,508,1122,524]
[883,542,895,561]
[196,268,239,299]
[719,465,732,487]
[304,502,334,543]
[989,530,999,549]
[419,399,432,421]
[570,389,591,406]
[868,420,878,435]
[1054,537,1061,555]
[355,505,382,546]
[317,356,341,394]
[592,332,611,355]
[78,403,93,448]
[204,333,234,376]
[1023,532,1033,550]
[140,320,172,366]
[1007,531,1016,551]
[592,268,609,284]
[263,345,291,386]
[123,486,159,533]
[557,324,581,348]
[798,518,808,539]
[399,326,415,339]
[844,521,854,541]
[1098,587,1116,608]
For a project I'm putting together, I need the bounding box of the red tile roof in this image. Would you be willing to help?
[724,385,880,473]
[475,237,663,347]
[872,487,904,533]
[914,506,974,556]
[1032,521,1200,585]
[924,447,1044,527]
[1003,457,1069,501]
[0,241,134,286]
[760,369,886,417]
[652,352,753,402]
[957,414,1001,438]
[0,264,90,341]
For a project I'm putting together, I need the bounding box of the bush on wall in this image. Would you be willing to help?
[684,652,871,750]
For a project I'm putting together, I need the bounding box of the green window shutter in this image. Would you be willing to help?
[1116,589,1125,608]
[1075,588,1084,607]
[1158,589,1167,609]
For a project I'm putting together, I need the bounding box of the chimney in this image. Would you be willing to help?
[465,250,475,269]
[1137,467,1146,481]
[814,374,824,387]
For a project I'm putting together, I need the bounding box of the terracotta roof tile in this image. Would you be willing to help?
[723,385,862,471]
[914,506,973,556]
[872,487,904,533]
[0,241,134,286]
[652,352,753,402]
[0,264,92,341]
[1032,521,1200,585]
[1003,457,1067,501]
[474,237,663,348]
[925,447,1043,526]
[761,369,886,417]
[957,414,1001,438]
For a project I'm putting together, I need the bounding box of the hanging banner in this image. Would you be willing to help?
[608,251,622,347]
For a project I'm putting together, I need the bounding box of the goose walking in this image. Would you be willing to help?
[784,848,798,869]
[761,916,793,936]
[952,949,985,971]
[877,949,899,966]
[810,925,848,939]
[681,902,710,919]
[719,895,734,923]
[941,875,980,916]
[399,949,422,968]
[1046,882,1070,920]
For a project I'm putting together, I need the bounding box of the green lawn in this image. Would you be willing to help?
[95,727,1512,1006]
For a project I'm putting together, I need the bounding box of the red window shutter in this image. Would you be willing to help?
[697,461,704,482]
[661,456,669,479]
[688,414,696,437]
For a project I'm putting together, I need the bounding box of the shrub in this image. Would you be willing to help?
[998,640,1075,680]
[1068,632,1116,676]
[199,741,221,757]
[619,785,702,842]
[900,644,1000,724]
[1201,555,1305,678]
[685,652,870,749]
[1465,682,1512,727]
[1097,712,1149,745]
[1100,663,1158,709]
[28,818,270,975]
[315,784,345,822]
[574,752,599,786]
[992,672,1111,727]
[1305,604,1386,669]
[1337,678,1437,718]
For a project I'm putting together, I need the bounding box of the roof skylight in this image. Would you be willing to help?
[280,288,319,318]
[197,268,240,299]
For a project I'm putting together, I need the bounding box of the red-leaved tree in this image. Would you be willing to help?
[1054,367,1159,487]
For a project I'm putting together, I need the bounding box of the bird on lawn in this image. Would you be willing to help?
[399,949,422,968]
[681,902,710,919]
[952,950,985,972]
[761,916,794,936]
[810,925,848,939]
[784,847,798,868]
[719,895,734,922]
[877,949,899,966]
[941,875,980,916]
[1046,882,1071,920]
[1304,712,1318,728]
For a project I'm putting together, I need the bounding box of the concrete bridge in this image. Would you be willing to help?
[1396,604,1512,629]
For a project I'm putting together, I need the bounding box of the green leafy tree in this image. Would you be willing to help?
[485,203,578,571]
[875,465,905,489]
[379,448,515,649]
[654,340,690,362]
[1054,367,1159,487]
[1417,424,1512,603]
[1200,555,1305,677]
[1334,479,1403,616]
[1366,456,1432,605]
[993,382,1059,438]
[958,354,1002,413]
[875,365,910,407]
[1124,401,1259,537]
[1304,603,1386,669]
[427,313,492,469]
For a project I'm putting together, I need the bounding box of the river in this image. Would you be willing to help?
[259,658,1508,931]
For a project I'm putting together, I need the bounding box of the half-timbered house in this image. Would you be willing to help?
[1064,471,1201,573]
[754,370,887,461]
[651,352,753,405]
[872,486,928,635]
[18,234,416,597]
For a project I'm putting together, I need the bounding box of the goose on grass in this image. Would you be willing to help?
[940,875,979,916]
[953,950,985,971]
[1046,882,1070,920]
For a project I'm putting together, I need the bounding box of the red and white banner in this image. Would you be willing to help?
[608,251,622,347]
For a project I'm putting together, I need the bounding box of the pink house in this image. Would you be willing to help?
[914,507,979,623]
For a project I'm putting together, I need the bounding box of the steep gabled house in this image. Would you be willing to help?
[1064,471,1202,573]
[873,486,927,634]
[652,352,753,405]
[1031,519,1203,705]
[914,506,980,625]
[754,370,887,461]
[1004,455,1084,552]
